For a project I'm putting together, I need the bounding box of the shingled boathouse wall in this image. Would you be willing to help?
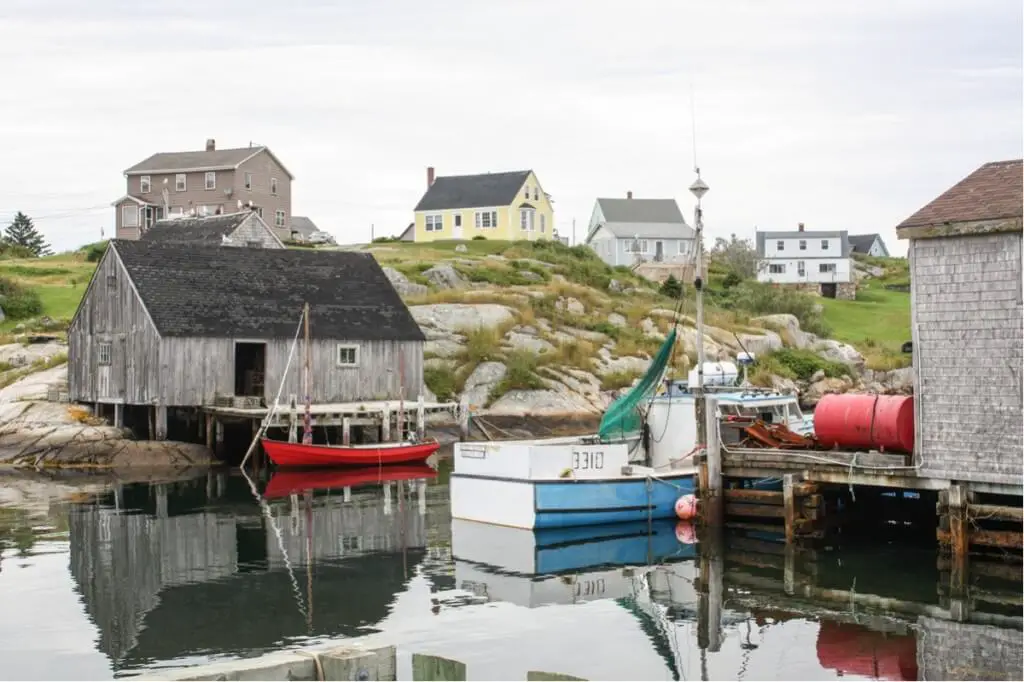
[896,159,1023,491]
[67,240,426,441]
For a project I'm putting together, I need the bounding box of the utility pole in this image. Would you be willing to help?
[572,218,576,246]
[690,170,710,455]
[371,223,375,242]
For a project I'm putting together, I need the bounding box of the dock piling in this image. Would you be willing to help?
[703,396,723,526]
[342,417,351,445]
[417,394,426,441]
[381,402,391,442]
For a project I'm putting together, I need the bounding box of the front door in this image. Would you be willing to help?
[453,214,463,239]
[655,241,664,262]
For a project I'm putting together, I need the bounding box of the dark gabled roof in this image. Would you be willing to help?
[289,216,319,237]
[847,234,882,253]
[896,159,1023,230]
[756,230,852,257]
[123,145,295,179]
[596,198,685,224]
[110,240,425,341]
[414,170,531,211]
[139,212,252,245]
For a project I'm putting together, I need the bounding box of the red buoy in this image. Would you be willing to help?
[813,394,915,454]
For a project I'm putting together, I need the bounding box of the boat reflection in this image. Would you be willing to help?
[263,463,438,499]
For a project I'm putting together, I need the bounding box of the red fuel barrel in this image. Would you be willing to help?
[813,394,914,454]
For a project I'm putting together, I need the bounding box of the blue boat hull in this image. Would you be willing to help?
[533,474,695,529]
[533,520,696,574]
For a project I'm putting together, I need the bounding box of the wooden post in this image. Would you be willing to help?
[381,403,391,442]
[948,483,969,596]
[703,395,723,526]
[459,395,470,442]
[418,479,427,516]
[155,484,168,519]
[148,407,155,440]
[343,486,352,502]
[205,413,214,449]
[154,404,168,440]
[113,403,124,429]
[783,473,797,543]
[383,481,393,515]
[288,401,298,443]
[417,394,426,441]
[215,419,224,449]
[342,417,351,446]
[696,526,724,653]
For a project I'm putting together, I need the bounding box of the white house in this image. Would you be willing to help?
[584,193,695,267]
[848,233,891,257]
[755,224,855,299]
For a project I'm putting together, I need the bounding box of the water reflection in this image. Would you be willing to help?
[0,468,1021,681]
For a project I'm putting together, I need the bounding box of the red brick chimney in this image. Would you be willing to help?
[798,222,805,232]
[427,166,435,188]
[627,190,633,199]
[206,138,215,152]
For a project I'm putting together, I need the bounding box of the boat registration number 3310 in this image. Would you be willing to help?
[571,449,605,471]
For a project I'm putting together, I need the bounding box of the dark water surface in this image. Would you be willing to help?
[1,460,1021,681]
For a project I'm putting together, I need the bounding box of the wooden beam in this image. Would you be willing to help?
[704,396,723,526]
[724,489,784,505]
[937,555,1022,582]
[783,474,797,543]
[727,503,785,519]
[342,417,351,446]
[969,503,1024,523]
[937,528,1023,550]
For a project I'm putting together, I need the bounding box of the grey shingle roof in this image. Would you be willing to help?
[123,145,295,179]
[414,170,531,211]
[848,234,882,254]
[111,240,425,341]
[139,213,251,245]
[290,216,319,238]
[896,159,1023,230]
[597,198,685,224]
[756,230,852,257]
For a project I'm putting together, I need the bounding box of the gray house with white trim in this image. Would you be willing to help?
[584,193,694,267]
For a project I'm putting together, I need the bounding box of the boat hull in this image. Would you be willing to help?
[261,438,441,468]
[264,463,438,498]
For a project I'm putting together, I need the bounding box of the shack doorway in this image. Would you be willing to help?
[820,282,838,299]
[234,342,266,397]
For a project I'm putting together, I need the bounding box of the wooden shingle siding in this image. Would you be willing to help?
[158,338,424,406]
[68,249,161,404]
[916,616,1023,681]
[910,231,1024,483]
[228,214,281,247]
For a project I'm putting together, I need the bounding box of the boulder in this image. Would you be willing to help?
[461,361,507,410]
[597,348,650,376]
[752,314,816,350]
[607,313,627,327]
[641,318,664,340]
[503,331,555,354]
[454,244,468,253]
[422,263,466,289]
[736,331,784,357]
[0,341,67,369]
[381,267,428,298]
[518,270,543,282]
[410,304,516,332]
[813,339,865,368]
[769,374,800,396]
[424,339,463,359]
[486,389,599,416]
[608,279,625,293]
[564,328,607,344]
[865,367,914,394]
[556,297,586,316]
[802,376,853,406]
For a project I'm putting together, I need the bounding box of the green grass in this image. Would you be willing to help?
[0,252,96,333]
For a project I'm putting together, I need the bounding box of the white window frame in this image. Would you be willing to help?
[336,344,359,367]
[540,214,546,233]
[122,205,139,228]
[533,187,539,201]
[245,172,253,191]
[255,206,263,218]
[799,239,806,250]
[797,261,806,277]
[205,171,216,190]
[819,262,836,273]
[270,177,278,195]
[821,239,829,250]
[425,214,443,232]
[520,208,536,231]
[97,342,112,366]
[525,186,530,199]
[769,263,786,274]
[175,174,186,191]
[776,240,784,251]
[275,210,286,228]
[678,241,689,255]
[140,176,151,193]
[625,239,649,254]
[475,210,497,228]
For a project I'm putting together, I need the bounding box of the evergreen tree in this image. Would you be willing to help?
[659,274,683,299]
[3,212,51,257]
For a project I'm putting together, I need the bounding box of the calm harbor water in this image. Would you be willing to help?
[1,459,1021,681]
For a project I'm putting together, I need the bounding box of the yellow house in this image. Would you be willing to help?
[412,167,554,242]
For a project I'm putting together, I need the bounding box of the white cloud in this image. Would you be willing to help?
[0,0,1020,254]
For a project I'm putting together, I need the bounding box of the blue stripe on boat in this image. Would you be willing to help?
[534,520,697,574]
[533,475,695,529]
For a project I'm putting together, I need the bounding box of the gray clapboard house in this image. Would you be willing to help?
[584,193,694,266]
[68,240,426,439]
[896,158,1022,493]
[138,211,284,248]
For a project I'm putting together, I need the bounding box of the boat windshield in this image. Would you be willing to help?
[720,400,799,425]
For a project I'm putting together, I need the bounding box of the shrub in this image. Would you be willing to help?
[600,369,642,391]
[490,351,545,401]
[0,276,43,320]
[0,241,36,259]
[659,274,683,299]
[721,271,742,288]
[472,235,487,240]
[716,281,831,337]
[424,366,457,401]
[756,348,849,382]
[458,325,504,365]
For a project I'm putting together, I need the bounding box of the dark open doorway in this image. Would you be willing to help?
[820,282,838,299]
[234,342,266,397]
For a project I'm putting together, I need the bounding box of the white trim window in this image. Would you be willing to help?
[799,239,806,251]
[797,261,806,277]
[821,239,829,250]
[678,241,690,255]
[540,214,546,233]
[769,263,786,274]
[270,177,278,195]
[336,344,359,367]
[205,172,216,190]
[245,172,253,191]
[122,205,139,228]
[625,238,649,254]
[533,187,539,201]
[819,263,836,273]
[425,214,443,232]
[140,176,151,193]
[475,210,497,228]
[520,208,535,231]
[776,240,784,251]
[97,342,112,366]
[175,174,186,191]
[524,186,530,199]
[275,210,286,228]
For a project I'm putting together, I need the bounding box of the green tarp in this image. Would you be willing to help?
[597,327,677,442]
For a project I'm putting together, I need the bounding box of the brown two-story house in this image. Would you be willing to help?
[112,139,294,242]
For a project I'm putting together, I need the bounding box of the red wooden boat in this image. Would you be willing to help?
[260,437,441,468]
[264,463,438,499]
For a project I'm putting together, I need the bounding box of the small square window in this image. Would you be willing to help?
[776,241,784,251]
[245,172,253,191]
[97,343,112,366]
[122,205,139,228]
[175,174,186,191]
[337,344,359,367]
[205,172,216,190]
[107,274,117,290]
[270,177,278,195]
[140,176,151,193]
[425,214,443,232]
[821,240,829,249]
[799,240,806,250]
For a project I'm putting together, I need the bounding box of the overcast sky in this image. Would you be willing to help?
[0,0,1020,254]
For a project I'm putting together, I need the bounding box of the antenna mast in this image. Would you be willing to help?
[688,86,710,466]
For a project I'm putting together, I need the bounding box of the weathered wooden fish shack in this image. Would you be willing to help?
[67,240,451,450]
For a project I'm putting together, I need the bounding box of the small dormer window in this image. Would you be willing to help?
[525,186,530,199]
[533,187,539,201]
[776,241,784,251]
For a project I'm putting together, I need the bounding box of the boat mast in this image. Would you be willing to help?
[690,170,710,453]
[302,302,312,445]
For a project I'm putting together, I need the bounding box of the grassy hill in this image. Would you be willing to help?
[0,239,912,397]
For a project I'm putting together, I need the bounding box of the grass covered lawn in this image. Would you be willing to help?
[0,252,96,333]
